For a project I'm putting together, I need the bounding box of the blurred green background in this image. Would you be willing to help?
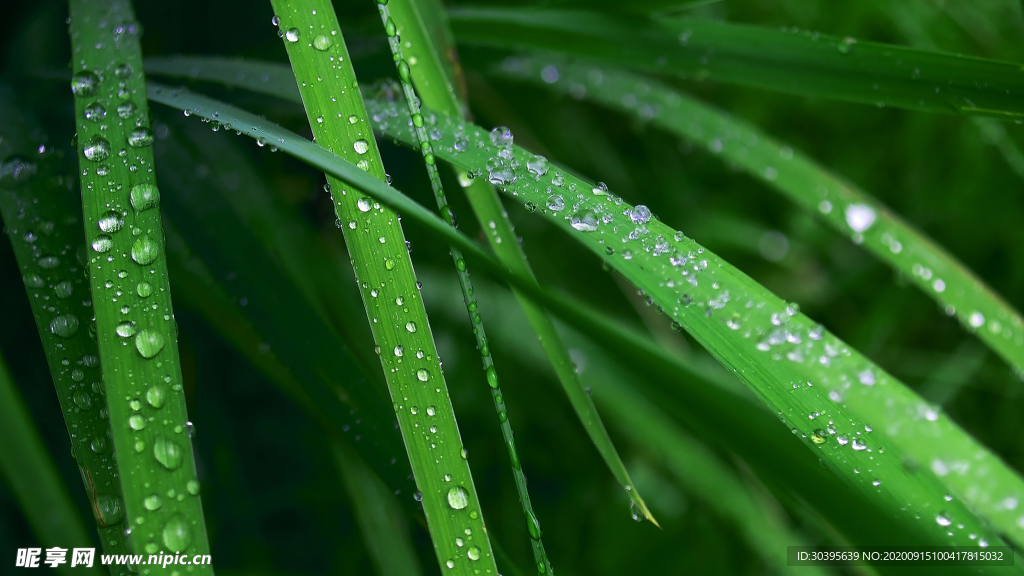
[3,0,1024,574]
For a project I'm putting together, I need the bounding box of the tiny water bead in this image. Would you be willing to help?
[128,414,146,430]
[405,321,417,333]
[116,321,137,338]
[130,183,160,212]
[285,28,300,42]
[447,486,469,510]
[467,546,481,561]
[71,70,100,97]
[50,314,80,338]
[135,329,165,358]
[143,494,163,511]
[629,204,652,224]
[810,429,827,444]
[137,281,153,298]
[845,203,876,233]
[131,235,160,265]
[356,197,372,212]
[416,369,430,382]
[153,435,184,470]
[82,136,111,161]
[98,210,125,233]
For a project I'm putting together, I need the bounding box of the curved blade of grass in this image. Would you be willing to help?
[0,93,132,570]
[144,85,1020,552]
[154,129,414,497]
[67,0,211,562]
[389,0,655,528]
[267,1,497,572]
[446,7,1024,118]
[0,352,102,576]
[493,55,1024,380]
[333,440,425,576]
[416,267,830,576]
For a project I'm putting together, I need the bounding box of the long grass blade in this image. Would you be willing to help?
[446,7,1024,118]
[417,268,830,576]
[67,0,212,563]
[0,352,102,576]
[388,0,656,528]
[0,91,132,569]
[267,1,498,572]
[144,84,1022,553]
[493,55,1024,379]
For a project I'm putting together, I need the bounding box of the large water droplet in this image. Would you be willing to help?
[486,366,498,389]
[54,280,74,299]
[285,28,300,42]
[135,330,165,358]
[416,369,430,382]
[84,102,106,122]
[353,139,369,154]
[845,204,876,233]
[146,385,166,409]
[161,514,192,552]
[467,546,481,561]
[116,321,137,338]
[136,281,153,298]
[489,126,513,147]
[98,210,125,233]
[629,205,652,224]
[313,34,333,51]
[95,494,124,527]
[153,435,184,470]
[116,101,137,119]
[71,71,100,97]
[356,197,372,212]
[127,128,154,148]
[447,486,469,510]
[527,510,542,539]
[92,234,113,253]
[128,414,146,430]
[130,183,160,212]
[82,136,111,161]
[406,321,417,333]
[50,314,80,338]
[143,494,162,511]
[546,194,564,212]
[131,235,160,265]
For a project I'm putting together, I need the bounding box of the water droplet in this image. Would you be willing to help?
[446,560,455,569]
[406,321,417,333]
[71,71,100,97]
[527,510,542,539]
[313,34,333,50]
[447,486,469,509]
[467,546,481,561]
[128,414,146,430]
[73,391,92,410]
[146,385,166,409]
[98,210,125,233]
[570,209,599,232]
[490,126,513,147]
[161,514,192,552]
[486,366,498,389]
[845,204,876,233]
[837,36,857,54]
[936,512,952,526]
[131,235,160,265]
[810,429,827,444]
[127,128,154,148]
[84,102,106,122]
[92,234,113,253]
[285,28,300,42]
[357,197,372,212]
[427,405,436,416]
[117,101,137,119]
[153,435,184,470]
[629,205,652,224]
[136,281,153,298]
[50,314,80,338]
[113,63,133,79]
[353,139,369,154]
[90,436,108,453]
[186,479,200,495]
[82,136,111,161]
[116,321,137,338]
[55,281,73,298]
[95,494,124,527]
[135,330,165,358]
[143,494,162,511]
[130,183,160,212]
[969,312,985,328]
[416,369,430,382]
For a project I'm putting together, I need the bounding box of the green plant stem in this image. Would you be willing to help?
[67,0,211,563]
[0,352,102,576]
[0,92,131,571]
[376,1,555,571]
[267,1,498,573]
[388,0,655,527]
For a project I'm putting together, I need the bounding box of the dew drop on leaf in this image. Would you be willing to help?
[130,183,160,212]
[447,485,469,510]
[135,329,165,358]
[153,434,184,470]
[161,514,192,552]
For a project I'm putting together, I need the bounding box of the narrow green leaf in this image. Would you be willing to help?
[333,441,425,576]
[144,84,1018,551]
[446,6,1024,118]
[0,91,131,570]
[0,352,102,576]
[266,1,498,572]
[493,55,1024,379]
[67,0,211,562]
[390,0,656,527]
